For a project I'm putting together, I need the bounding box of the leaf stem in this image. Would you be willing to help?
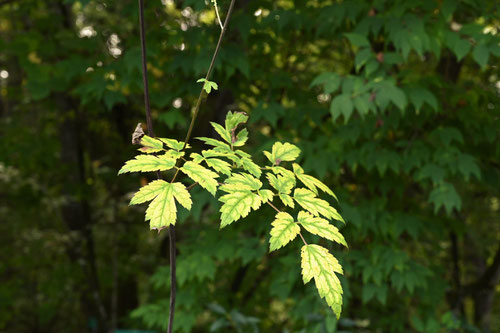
[213,0,224,29]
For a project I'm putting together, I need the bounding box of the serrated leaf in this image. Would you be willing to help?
[130,179,167,205]
[267,173,294,194]
[138,146,164,154]
[279,193,295,208]
[330,94,353,123]
[297,211,347,247]
[158,137,189,151]
[118,155,176,174]
[205,158,232,176]
[181,161,219,196]
[220,172,262,192]
[293,164,337,200]
[293,188,344,223]
[265,142,301,165]
[269,212,300,251]
[196,137,232,151]
[428,182,461,215]
[211,122,232,143]
[140,135,164,150]
[144,182,191,230]
[232,128,248,147]
[258,189,274,203]
[219,191,261,228]
[239,157,262,178]
[301,244,343,318]
[271,166,296,186]
[225,111,248,131]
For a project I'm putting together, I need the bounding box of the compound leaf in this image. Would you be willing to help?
[219,191,261,228]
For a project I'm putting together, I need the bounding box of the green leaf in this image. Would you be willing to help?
[330,94,353,123]
[158,137,189,151]
[181,161,219,196]
[140,135,164,150]
[297,211,347,247]
[232,128,248,147]
[196,137,231,150]
[264,142,301,165]
[225,111,248,131]
[219,190,261,228]
[145,182,192,230]
[428,182,461,215]
[310,72,341,94]
[239,157,262,178]
[258,189,274,203]
[344,32,370,48]
[293,188,344,223]
[293,163,337,200]
[472,44,489,69]
[210,122,232,143]
[269,212,300,252]
[408,87,438,111]
[197,78,219,94]
[220,172,262,192]
[267,173,294,194]
[205,157,232,176]
[301,244,343,318]
[130,179,167,205]
[270,166,296,187]
[118,155,176,174]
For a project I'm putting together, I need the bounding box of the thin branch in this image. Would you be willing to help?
[170,0,236,183]
[137,1,176,332]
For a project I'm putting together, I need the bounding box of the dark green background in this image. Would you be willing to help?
[0,0,499,332]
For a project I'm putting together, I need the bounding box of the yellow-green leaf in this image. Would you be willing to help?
[220,173,262,192]
[211,122,232,143]
[118,155,176,174]
[219,191,261,228]
[265,142,301,165]
[269,212,300,251]
[297,211,347,247]
[130,179,167,205]
[294,188,344,223]
[258,189,274,203]
[158,137,189,151]
[181,161,219,196]
[293,163,337,200]
[140,135,164,150]
[225,111,248,131]
[239,157,262,178]
[144,182,192,231]
[301,244,343,318]
[205,158,232,176]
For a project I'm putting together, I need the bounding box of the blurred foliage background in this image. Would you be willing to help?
[1,0,500,332]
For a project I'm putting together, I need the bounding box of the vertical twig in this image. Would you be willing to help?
[138,1,177,332]
[137,1,236,332]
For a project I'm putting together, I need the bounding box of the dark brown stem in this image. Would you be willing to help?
[138,1,176,332]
